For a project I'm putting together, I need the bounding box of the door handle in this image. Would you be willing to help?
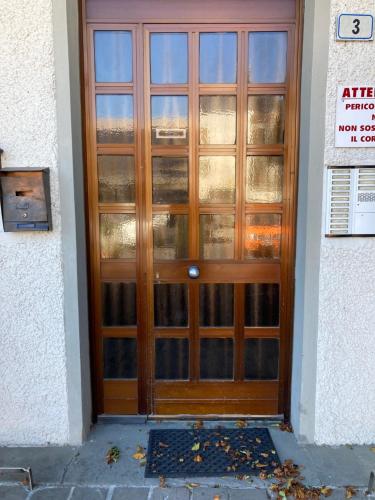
[188,265,200,279]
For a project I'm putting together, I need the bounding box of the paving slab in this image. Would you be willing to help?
[229,489,268,499]
[151,487,191,499]
[0,486,29,499]
[305,445,371,487]
[30,487,72,499]
[112,487,150,499]
[70,486,108,499]
[0,446,77,486]
[191,487,229,499]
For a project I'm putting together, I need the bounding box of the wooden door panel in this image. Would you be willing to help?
[83,0,302,418]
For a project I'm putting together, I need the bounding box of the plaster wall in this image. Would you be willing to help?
[0,0,69,444]
[314,0,375,444]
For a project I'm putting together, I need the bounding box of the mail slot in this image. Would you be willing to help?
[0,168,52,232]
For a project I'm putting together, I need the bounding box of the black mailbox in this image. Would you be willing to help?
[0,168,52,232]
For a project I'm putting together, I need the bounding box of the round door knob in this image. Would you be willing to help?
[188,265,200,279]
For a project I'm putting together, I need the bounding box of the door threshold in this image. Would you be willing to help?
[97,414,284,425]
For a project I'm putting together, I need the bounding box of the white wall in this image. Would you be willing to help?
[0,0,69,444]
[314,0,375,444]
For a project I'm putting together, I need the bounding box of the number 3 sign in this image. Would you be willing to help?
[337,13,374,41]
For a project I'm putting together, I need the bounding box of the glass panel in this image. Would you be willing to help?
[96,95,134,144]
[153,214,188,260]
[246,156,283,203]
[150,33,188,84]
[248,32,288,84]
[104,338,137,379]
[200,33,237,84]
[245,284,279,327]
[245,339,279,380]
[100,214,136,259]
[247,95,285,145]
[155,338,189,380]
[94,31,132,83]
[102,282,137,326]
[199,156,236,204]
[200,96,236,145]
[200,214,235,260]
[154,284,188,327]
[199,284,234,327]
[152,157,188,204]
[245,214,281,259]
[200,339,233,380]
[98,156,135,203]
[151,96,188,145]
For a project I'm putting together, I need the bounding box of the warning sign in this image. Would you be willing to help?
[335,85,375,147]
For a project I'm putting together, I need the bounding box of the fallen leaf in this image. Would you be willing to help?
[193,420,204,430]
[213,496,220,500]
[345,486,357,499]
[260,452,269,458]
[159,476,167,488]
[255,463,268,468]
[279,422,293,433]
[106,446,120,464]
[193,454,203,463]
[321,486,333,497]
[132,445,146,461]
[235,420,247,428]
[191,442,200,451]
[370,447,375,453]
[185,483,200,490]
[159,442,169,448]
[255,437,262,444]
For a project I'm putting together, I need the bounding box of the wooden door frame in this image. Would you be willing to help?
[80,0,304,420]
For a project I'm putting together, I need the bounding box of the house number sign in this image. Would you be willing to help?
[337,14,374,41]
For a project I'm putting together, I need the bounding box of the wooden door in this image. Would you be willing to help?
[83,1,301,417]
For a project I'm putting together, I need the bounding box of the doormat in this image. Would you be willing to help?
[145,427,280,478]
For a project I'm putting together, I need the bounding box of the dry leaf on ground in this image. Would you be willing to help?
[106,446,120,464]
[159,475,167,488]
[345,486,357,498]
[132,445,146,461]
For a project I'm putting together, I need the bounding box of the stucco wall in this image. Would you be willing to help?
[0,0,69,444]
[314,0,375,444]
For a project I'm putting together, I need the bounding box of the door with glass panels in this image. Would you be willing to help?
[85,19,300,416]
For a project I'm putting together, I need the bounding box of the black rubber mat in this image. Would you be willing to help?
[145,427,280,477]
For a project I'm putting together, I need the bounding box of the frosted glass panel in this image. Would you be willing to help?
[246,156,283,203]
[200,33,237,84]
[200,96,236,145]
[249,32,287,83]
[151,96,188,145]
[152,157,188,204]
[100,214,136,259]
[153,214,189,260]
[98,156,135,203]
[151,33,188,84]
[199,156,235,204]
[96,95,134,144]
[245,214,281,259]
[95,31,132,83]
[247,95,285,145]
[200,214,235,260]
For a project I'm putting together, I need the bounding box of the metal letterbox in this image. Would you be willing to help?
[0,168,52,232]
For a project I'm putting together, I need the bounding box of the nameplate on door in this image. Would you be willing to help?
[155,128,187,139]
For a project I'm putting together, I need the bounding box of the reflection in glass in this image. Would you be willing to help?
[246,156,283,203]
[245,214,281,259]
[156,338,189,380]
[247,95,285,145]
[200,96,236,145]
[249,32,288,83]
[94,31,132,83]
[245,284,279,327]
[151,33,188,84]
[153,214,188,260]
[151,96,188,145]
[104,338,137,379]
[102,282,137,326]
[152,157,188,204]
[200,284,234,327]
[200,214,235,260]
[100,214,136,259]
[154,284,188,327]
[96,95,134,144]
[98,156,135,203]
[200,33,237,84]
[245,338,279,380]
[200,339,233,380]
[199,156,236,204]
